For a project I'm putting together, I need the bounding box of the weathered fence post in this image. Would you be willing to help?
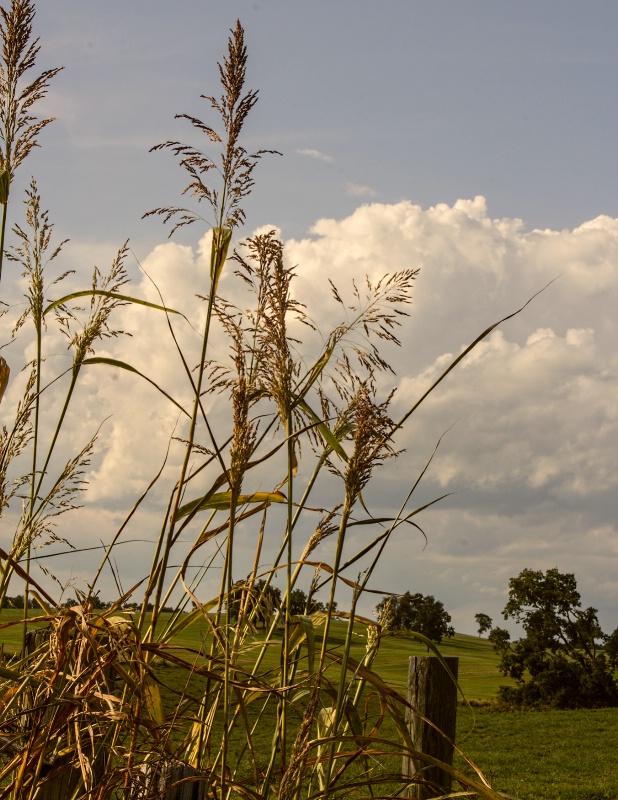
[133,761,208,800]
[24,627,50,656]
[402,656,458,799]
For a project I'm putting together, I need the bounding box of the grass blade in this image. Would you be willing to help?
[82,357,190,417]
[43,289,185,318]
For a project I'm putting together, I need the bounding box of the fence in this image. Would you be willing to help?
[402,656,459,799]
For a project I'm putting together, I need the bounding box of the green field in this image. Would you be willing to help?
[1,610,617,799]
[454,705,618,800]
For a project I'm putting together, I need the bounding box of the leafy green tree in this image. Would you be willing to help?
[288,588,335,616]
[488,626,511,652]
[491,568,618,709]
[289,589,312,615]
[228,579,281,628]
[376,592,454,644]
[475,612,492,637]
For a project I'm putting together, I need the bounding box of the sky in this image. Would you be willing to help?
[0,1,617,635]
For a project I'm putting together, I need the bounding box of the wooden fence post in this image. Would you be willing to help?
[133,761,208,800]
[402,656,458,799]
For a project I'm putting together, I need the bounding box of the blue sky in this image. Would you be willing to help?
[29,1,617,252]
[1,1,617,634]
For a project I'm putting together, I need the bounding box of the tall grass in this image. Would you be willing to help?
[0,0,61,290]
[0,7,536,799]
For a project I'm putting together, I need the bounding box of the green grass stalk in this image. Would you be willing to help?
[0,199,7,286]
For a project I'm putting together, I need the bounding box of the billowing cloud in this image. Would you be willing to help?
[284,197,618,630]
[2,197,616,635]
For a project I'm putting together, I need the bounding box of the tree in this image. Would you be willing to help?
[287,588,335,616]
[289,589,308,615]
[490,568,618,709]
[375,592,455,644]
[475,613,492,637]
[488,626,511,652]
[227,579,281,628]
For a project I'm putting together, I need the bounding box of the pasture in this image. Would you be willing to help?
[1,610,616,798]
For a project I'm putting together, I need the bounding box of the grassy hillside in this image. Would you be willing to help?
[2,610,617,798]
[371,629,512,699]
[0,609,518,700]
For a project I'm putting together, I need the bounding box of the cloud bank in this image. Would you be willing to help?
[2,197,616,634]
[284,198,618,630]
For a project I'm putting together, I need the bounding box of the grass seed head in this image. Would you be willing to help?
[0,0,62,181]
[62,243,130,368]
[146,20,279,236]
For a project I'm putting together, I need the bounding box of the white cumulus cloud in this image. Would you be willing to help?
[2,198,616,633]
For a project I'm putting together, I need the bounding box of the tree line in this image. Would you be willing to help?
[12,567,616,712]
[1,595,173,612]
[374,567,618,710]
